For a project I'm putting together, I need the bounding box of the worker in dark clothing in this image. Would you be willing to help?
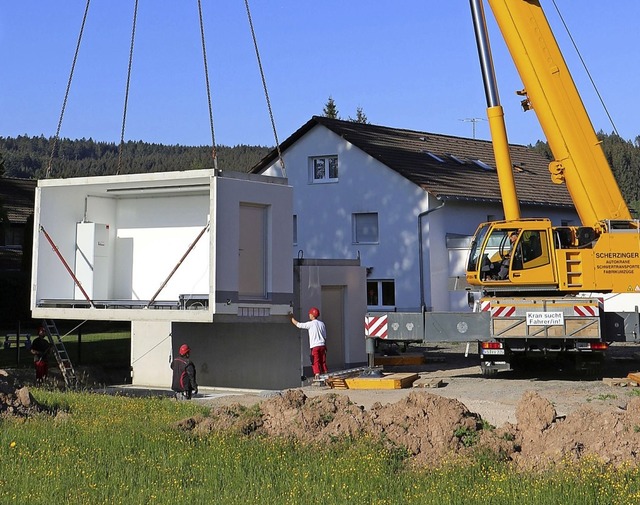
[171,344,198,400]
[30,326,51,383]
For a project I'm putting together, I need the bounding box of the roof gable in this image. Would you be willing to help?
[251,116,572,208]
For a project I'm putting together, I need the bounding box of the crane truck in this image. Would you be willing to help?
[465,0,640,376]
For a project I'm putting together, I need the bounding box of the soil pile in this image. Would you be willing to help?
[0,369,50,417]
[510,390,640,470]
[176,388,640,470]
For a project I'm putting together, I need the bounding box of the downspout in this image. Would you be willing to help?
[418,199,445,313]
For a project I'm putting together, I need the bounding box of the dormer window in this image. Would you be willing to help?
[310,156,338,183]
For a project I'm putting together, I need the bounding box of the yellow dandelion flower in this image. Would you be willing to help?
[9,442,16,448]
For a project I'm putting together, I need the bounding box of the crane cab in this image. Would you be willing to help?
[466,218,559,290]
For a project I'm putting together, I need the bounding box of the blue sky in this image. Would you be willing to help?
[1,1,638,148]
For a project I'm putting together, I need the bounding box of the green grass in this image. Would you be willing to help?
[0,323,130,370]
[1,390,640,504]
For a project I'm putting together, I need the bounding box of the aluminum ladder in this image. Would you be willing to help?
[42,320,78,388]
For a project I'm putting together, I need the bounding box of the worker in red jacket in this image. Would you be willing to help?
[30,326,51,383]
[171,344,198,400]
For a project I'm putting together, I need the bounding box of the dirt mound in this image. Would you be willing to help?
[0,369,52,417]
[177,389,507,466]
[176,388,640,470]
[509,391,640,470]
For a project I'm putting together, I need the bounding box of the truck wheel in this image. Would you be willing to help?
[575,354,604,378]
[480,365,498,378]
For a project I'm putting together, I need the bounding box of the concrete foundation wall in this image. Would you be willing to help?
[131,319,301,390]
[171,321,300,390]
[131,320,173,387]
[294,260,367,370]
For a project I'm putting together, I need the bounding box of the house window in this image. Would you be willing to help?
[367,280,395,308]
[310,156,338,183]
[353,213,378,244]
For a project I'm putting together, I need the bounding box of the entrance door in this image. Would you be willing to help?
[238,204,267,299]
[321,286,345,370]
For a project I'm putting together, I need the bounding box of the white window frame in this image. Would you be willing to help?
[309,155,338,183]
[353,212,379,244]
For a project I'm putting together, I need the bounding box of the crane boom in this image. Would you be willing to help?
[486,0,631,228]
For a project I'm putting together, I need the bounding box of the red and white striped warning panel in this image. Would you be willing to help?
[480,300,491,312]
[574,305,598,317]
[491,306,516,317]
[365,315,388,339]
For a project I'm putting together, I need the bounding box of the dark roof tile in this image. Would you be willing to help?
[251,116,572,208]
[0,178,36,224]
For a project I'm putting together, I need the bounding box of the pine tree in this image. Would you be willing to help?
[349,106,369,124]
[323,96,339,119]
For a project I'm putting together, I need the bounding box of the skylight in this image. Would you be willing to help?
[425,151,445,163]
[472,159,494,171]
[448,154,466,164]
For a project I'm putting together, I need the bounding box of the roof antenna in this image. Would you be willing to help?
[459,117,486,139]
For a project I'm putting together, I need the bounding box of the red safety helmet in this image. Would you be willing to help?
[309,307,320,318]
[179,344,191,356]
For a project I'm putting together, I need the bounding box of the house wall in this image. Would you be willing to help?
[263,125,579,313]
[265,125,431,311]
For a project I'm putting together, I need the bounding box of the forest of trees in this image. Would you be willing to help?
[531,132,640,217]
[2,128,640,216]
[0,135,271,179]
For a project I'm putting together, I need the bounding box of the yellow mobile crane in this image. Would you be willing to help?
[465,0,640,375]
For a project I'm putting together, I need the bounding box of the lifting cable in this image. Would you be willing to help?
[197,0,219,170]
[46,0,92,179]
[550,0,619,137]
[243,0,286,177]
[117,0,140,175]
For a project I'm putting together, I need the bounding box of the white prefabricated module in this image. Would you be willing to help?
[31,169,293,322]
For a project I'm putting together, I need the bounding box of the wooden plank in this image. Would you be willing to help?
[626,372,640,385]
[603,377,635,387]
[374,354,425,366]
[345,372,419,390]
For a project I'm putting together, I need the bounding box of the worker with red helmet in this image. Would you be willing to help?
[291,307,327,380]
[170,344,198,400]
[30,326,51,383]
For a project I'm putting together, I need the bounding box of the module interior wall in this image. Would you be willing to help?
[113,195,210,300]
[33,184,211,304]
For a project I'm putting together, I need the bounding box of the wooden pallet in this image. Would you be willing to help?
[344,372,419,390]
[325,377,349,390]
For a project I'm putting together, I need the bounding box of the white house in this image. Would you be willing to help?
[252,116,579,313]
